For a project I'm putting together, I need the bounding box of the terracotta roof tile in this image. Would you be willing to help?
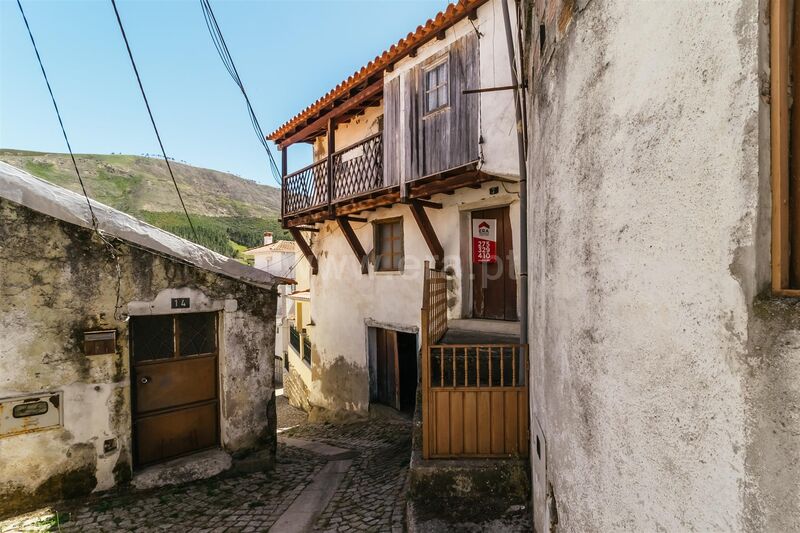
[267,0,488,143]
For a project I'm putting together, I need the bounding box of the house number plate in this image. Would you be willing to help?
[171,298,190,309]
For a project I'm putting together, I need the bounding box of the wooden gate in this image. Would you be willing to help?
[421,262,529,459]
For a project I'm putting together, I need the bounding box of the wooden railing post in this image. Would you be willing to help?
[280,147,287,226]
[421,260,431,459]
[327,118,335,219]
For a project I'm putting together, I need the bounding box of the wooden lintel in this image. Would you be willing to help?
[278,78,383,149]
[410,200,444,270]
[413,199,443,209]
[337,217,369,274]
[289,227,318,275]
[345,216,368,223]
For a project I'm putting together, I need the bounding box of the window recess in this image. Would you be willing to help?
[424,60,449,114]
[374,218,404,272]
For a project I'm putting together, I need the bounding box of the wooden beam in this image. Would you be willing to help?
[413,199,443,209]
[289,227,318,275]
[278,78,383,149]
[344,216,368,223]
[468,9,478,20]
[294,226,319,232]
[771,0,790,291]
[436,30,447,40]
[337,217,369,274]
[410,200,444,270]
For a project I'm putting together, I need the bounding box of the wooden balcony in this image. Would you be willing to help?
[282,133,385,218]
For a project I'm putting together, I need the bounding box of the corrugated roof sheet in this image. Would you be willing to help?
[0,162,278,289]
[267,0,488,143]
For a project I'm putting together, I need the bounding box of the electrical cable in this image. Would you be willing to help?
[200,0,282,185]
[17,0,125,320]
[109,0,198,241]
[16,0,98,229]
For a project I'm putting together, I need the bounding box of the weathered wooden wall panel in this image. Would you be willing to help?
[383,76,402,187]
[386,32,479,185]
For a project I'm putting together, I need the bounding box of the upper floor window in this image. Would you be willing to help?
[424,60,449,114]
[374,218,404,272]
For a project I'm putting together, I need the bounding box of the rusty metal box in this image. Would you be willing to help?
[84,330,117,356]
[0,392,63,437]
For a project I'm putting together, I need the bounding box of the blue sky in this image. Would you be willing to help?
[0,0,449,186]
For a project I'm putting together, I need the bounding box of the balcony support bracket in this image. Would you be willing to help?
[337,216,369,274]
[410,200,445,271]
[289,227,319,275]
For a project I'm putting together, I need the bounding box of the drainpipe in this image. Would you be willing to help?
[501,0,528,346]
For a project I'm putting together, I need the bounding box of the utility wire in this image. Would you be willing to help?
[16,0,98,228]
[110,0,198,241]
[18,0,124,320]
[200,0,282,185]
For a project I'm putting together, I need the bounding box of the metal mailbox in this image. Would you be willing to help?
[0,392,63,437]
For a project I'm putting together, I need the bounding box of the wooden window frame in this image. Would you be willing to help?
[423,59,449,115]
[373,217,405,272]
[771,0,800,295]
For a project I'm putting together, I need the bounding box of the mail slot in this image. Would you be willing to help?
[0,393,62,437]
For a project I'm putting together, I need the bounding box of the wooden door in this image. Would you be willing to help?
[472,207,517,320]
[375,328,400,410]
[130,313,219,467]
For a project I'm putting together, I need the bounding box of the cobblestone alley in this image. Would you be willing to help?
[0,395,412,533]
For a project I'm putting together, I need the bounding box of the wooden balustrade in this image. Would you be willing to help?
[282,133,384,217]
[332,133,383,201]
[283,159,328,215]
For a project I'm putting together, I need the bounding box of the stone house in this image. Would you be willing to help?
[523,0,800,531]
[0,162,279,517]
[269,0,524,423]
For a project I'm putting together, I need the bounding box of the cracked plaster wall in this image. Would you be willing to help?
[0,199,277,517]
[524,0,799,531]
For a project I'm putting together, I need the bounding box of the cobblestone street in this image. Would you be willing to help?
[0,396,412,533]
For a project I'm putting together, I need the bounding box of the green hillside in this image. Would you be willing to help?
[0,149,290,258]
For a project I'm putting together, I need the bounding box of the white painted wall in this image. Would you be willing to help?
[304,181,519,414]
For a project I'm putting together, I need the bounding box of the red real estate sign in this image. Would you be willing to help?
[472,218,497,263]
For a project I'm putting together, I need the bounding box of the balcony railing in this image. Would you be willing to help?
[302,335,311,365]
[289,324,301,354]
[283,133,384,216]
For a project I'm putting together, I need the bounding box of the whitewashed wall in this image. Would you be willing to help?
[304,182,519,415]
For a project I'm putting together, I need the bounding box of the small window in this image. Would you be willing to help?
[131,315,174,362]
[131,313,218,362]
[374,218,404,272]
[424,61,449,114]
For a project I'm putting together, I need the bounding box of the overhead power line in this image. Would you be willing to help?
[16,0,98,228]
[200,0,282,186]
[109,0,198,241]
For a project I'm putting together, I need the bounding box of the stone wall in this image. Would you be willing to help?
[0,198,277,517]
[523,0,799,531]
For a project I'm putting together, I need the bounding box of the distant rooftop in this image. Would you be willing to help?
[0,161,279,288]
[246,240,298,255]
